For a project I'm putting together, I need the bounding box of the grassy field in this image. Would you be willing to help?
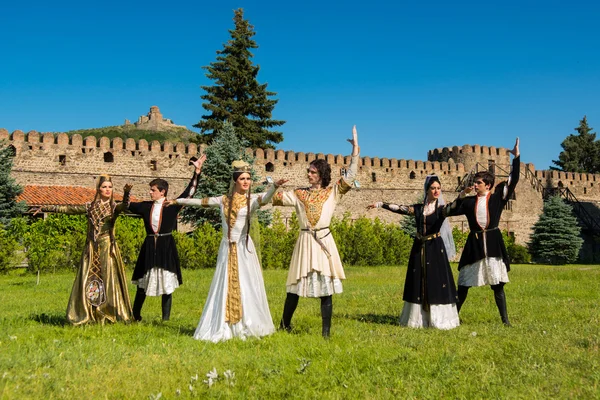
[0,265,598,399]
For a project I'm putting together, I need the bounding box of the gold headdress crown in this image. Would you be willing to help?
[96,174,112,189]
[231,160,251,173]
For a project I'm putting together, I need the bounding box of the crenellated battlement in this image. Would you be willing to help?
[0,128,202,155]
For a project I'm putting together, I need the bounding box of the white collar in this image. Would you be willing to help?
[154,197,166,205]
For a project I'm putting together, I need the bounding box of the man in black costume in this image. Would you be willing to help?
[451,138,520,326]
[128,155,205,321]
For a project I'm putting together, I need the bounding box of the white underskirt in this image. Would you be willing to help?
[458,257,509,287]
[133,267,180,296]
[287,271,343,297]
[399,302,460,330]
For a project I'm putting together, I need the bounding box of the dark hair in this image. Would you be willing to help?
[473,171,494,188]
[149,178,169,196]
[233,171,251,182]
[310,159,332,187]
[425,176,441,191]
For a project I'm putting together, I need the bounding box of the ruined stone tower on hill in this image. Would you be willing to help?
[124,106,187,131]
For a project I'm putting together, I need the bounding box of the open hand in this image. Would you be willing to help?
[192,153,207,173]
[123,183,133,192]
[347,125,360,156]
[164,200,176,207]
[509,137,520,158]
[274,179,288,187]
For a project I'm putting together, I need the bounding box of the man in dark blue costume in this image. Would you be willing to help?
[128,155,205,321]
[451,138,520,326]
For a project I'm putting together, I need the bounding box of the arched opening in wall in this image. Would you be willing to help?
[6,145,16,157]
[409,171,416,179]
[58,155,66,166]
[558,181,564,188]
[371,172,377,182]
[104,152,114,163]
[150,160,157,171]
[265,162,275,172]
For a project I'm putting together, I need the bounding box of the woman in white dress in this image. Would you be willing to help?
[169,160,286,342]
[273,126,360,337]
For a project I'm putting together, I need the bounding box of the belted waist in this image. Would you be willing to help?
[474,227,499,234]
[301,226,330,232]
[147,232,173,238]
[415,232,440,241]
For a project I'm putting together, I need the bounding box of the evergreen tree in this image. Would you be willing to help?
[195,8,285,149]
[180,122,261,227]
[529,196,583,265]
[551,116,600,173]
[0,142,26,225]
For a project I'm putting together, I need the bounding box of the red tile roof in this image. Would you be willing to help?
[17,185,140,206]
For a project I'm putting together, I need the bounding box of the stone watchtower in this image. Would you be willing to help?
[427,144,511,174]
[132,106,187,131]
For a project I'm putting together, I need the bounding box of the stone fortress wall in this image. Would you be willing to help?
[3,128,600,248]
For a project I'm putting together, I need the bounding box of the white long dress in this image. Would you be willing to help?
[177,186,276,342]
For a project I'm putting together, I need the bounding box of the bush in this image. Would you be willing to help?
[174,223,221,269]
[0,224,23,273]
[115,216,146,268]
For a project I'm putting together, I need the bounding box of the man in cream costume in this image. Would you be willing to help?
[273,126,360,337]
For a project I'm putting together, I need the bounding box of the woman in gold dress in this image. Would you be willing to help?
[41,175,133,325]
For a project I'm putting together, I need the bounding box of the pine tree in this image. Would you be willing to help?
[551,116,600,173]
[529,196,583,265]
[0,142,26,225]
[195,8,285,149]
[180,122,259,227]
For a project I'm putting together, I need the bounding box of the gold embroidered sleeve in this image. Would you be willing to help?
[272,192,284,206]
[337,178,352,196]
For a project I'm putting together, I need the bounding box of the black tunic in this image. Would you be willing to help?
[383,202,458,306]
[449,155,520,271]
[129,172,199,284]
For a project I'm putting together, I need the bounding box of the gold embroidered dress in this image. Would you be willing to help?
[176,185,277,342]
[273,154,358,297]
[45,201,133,325]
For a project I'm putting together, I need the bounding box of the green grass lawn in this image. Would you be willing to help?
[0,265,598,399]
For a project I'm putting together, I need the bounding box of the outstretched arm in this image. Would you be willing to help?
[258,179,288,207]
[367,202,414,215]
[114,184,133,214]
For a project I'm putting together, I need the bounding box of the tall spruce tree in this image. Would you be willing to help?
[529,196,583,265]
[180,122,259,227]
[195,8,285,149]
[551,116,600,173]
[0,142,26,225]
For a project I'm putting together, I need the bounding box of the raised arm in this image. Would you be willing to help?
[177,154,206,199]
[114,184,132,214]
[502,137,520,201]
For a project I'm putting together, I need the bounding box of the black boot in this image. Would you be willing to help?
[132,288,146,322]
[457,285,469,313]
[279,293,299,332]
[492,284,511,326]
[162,294,172,321]
[321,296,333,338]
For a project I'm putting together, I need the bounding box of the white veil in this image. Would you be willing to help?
[423,175,456,261]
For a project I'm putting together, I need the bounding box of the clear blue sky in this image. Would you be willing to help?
[1,0,599,170]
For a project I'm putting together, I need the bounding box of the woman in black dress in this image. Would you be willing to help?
[368,175,460,329]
